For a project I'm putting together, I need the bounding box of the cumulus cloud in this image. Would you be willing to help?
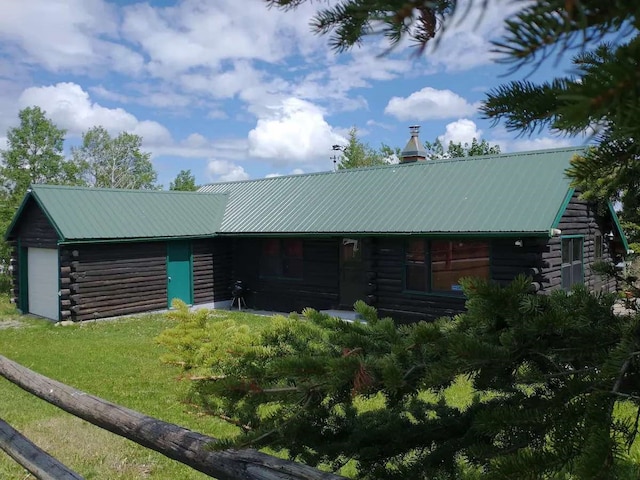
[121,0,322,78]
[438,119,483,146]
[265,168,305,178]
[507,137,575,152]
[425,0,524,71]
[18,82,172,145]
[207,160,249,182]
[385,87,480,121]
[0,0,143,73]
[248,98,345,166]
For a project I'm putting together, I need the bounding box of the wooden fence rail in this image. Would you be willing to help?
[0,417,84,480]
[0,355,346,480]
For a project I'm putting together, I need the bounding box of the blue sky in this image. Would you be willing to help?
[0,0,579,188]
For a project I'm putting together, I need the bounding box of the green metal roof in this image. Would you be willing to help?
[199,147,583,236]
[6,185,228,242]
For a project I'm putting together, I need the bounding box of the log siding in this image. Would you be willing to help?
[541,192,616,293]
[192,238,233,304]
[11,198,59,249]
[63,242,167,321]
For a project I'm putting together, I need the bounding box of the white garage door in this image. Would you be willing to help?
[28,248,59,320]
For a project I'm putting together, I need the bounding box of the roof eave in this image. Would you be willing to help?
[607,202,631,253]
[214,231,550,238]
[58,233,222,245]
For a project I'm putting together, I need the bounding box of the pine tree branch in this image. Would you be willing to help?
[216,414,253,433]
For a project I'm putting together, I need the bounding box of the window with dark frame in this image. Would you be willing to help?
[261,239,303,279]
[594,233,603,260]
[405,239,490,294]
[561,237,583,290]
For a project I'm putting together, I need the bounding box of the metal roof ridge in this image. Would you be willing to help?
[200,146,584,189]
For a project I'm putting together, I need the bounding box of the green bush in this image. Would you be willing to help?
[158,277,640,479]
[0,273,11,295]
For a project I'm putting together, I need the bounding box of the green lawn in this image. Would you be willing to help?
[2,294,639,479]
[0,295,268,480]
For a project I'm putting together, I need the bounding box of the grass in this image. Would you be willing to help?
[0,295,269,480]
[1,294,639,479]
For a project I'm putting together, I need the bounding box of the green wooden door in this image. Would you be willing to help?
[167,241,192,307]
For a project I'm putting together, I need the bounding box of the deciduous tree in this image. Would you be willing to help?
[73,126,158,190]
[0,107,80,291]
[425,137,501,159]
[169,169,198,191]
[0,106,79,202]
[336,127,397,169]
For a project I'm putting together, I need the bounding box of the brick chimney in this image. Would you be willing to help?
[400,125,427,163]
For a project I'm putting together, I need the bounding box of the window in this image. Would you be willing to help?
[561,237,583,290]
[405,239,490,293]
[261,239,303,279]
[594,234,603,260]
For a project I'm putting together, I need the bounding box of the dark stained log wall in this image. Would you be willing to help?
[10,198,58,248]
[372,238,466,323]
[62,242,167,321]
[372,237,548,323]
[232,237,339,312]
[192,238,233,304]
[541,193,616,293]
[490,238,546,291]
[192,239,214,304]
[212,238,233,302]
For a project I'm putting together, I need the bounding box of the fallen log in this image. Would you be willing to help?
[0,417,84,480]
[0,355,345,480]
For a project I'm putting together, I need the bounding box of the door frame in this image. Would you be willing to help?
[166,240,193,308]
[339,238,367,308]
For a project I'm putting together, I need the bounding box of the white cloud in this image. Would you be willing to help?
[385,87,480,121]
[438,119,483,146]
[265,168,305,178]
[20,82,134,133]
[425,0,524,72]
[179,61,267,99]
[507,137,575,152]
[247,98,345,166]
[0,0,143,74]
[18,82,172,145]
[207,160,249,182]
[121,0,322,78]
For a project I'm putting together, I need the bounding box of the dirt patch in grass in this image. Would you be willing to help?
[0,320,26,329]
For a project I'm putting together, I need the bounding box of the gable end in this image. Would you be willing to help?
[6,196,60,248]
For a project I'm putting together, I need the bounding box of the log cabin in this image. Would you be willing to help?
[4,144,629,323]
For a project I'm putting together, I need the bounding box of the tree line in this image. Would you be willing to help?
[335,126,501,170]
[0,106,198,289]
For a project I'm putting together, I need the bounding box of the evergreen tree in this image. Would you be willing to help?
[72,126,158,190]
[169,169,198,191]
[159,279,640,479]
